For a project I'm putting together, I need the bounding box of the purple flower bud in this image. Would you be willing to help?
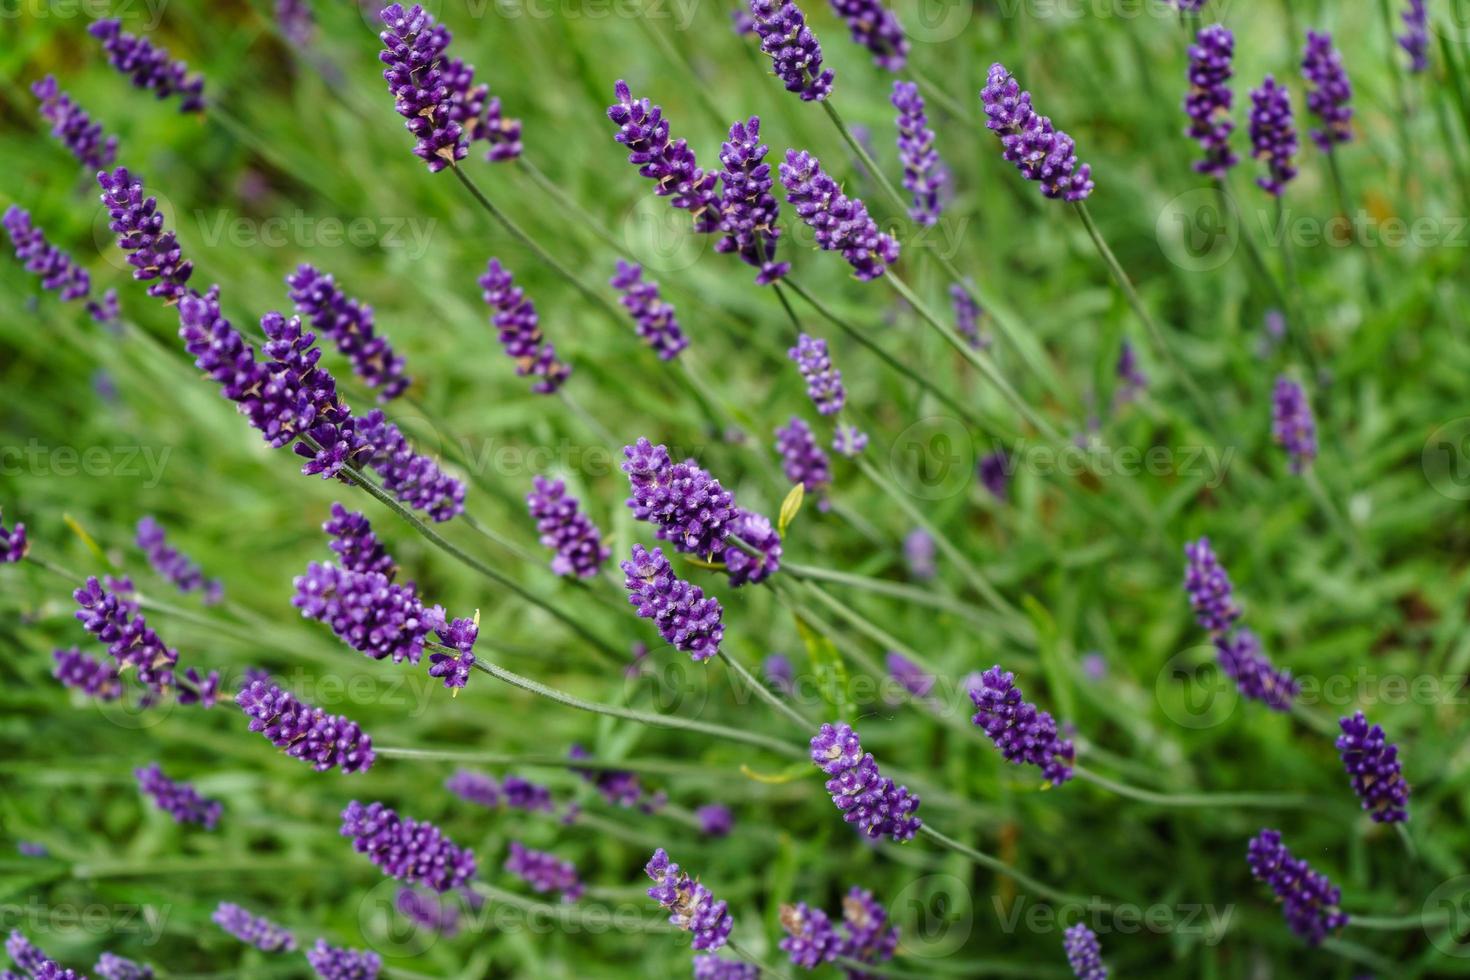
[981,64,1094,201]
[378,4,465,171]
[779,903,842,967]
[1183,537,1240,633]
[716,117,789,284]
[1336,711,1409,823]
[969,666,1075,785]
[75,576,179,694]
[979,451,1010,501]
[1246,829,1348,945]
[95,951,153,980]
[1248,76,1298,196]
[325,503,396,578]
[1116,340,1147,402]
[840,886,898,969]
[97,168,194,304]
[891,81,944,224]
[1185,26,1238,178]
[950,282,986,349]
[723,509,781,588]
[31,75,117,169]
[1063,922,1107,979]
[886,652,934,697]
[1213,629,1297,710]
[1271,376,1316,473]
[340,800,477,892]
[607,81,721,232]
[764,653,795,693]
[1400,0,1429,72]
[809,722,922,840]
[357,409,466,522]
[903,529,936,580]
[505,841,585,902]
[610,261,690,360]
[235,680,376,773]
[829,0,908,70]
[569,744,652,808]
[694,955,758,980]
[136,516,222,603]
[645,848,733,951]
[622,438,736,558]
[135,762,221,829]
[832,424,868,458]
[527,476,610,578]
[212,902,296,952]
[696,803,733,837]
[1302,31,1353,151]
[788,334,845,415]
[52,647,122,700]
[621,544,724,660]
[307,939,382,980]
[88,19,205,113]
[428,615,477,690]
[288,264,411,402]
[0,513,28,563]
[3,206,91,302]
[775,418,832,509]
[780,150,900,280]
[479,258,571,394]
[746,0,834,102]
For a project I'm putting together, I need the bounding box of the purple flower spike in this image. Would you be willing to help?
[95,951,153,980]
[137,516,222,603]
[89,19,205,112]
[53,647,123,701]
[809,722,922,841]
[622,438,737,558]
[892,81,944,224]
[307,939,382,980]
[833,424,868,458]
[1183,537,1240,633]
[644,848,734,951]
[277,0,315,45]
[288,264,411,402]
[325,503,396,578]
[607,81,722,233]
[0,511,29,564]
[951,283,986,349]
[527,476,610,578]
[293,562,436,665]
[3,206,91,302]
[378,4,465,172]
[135,762,221,829]
[212,902,296,952]
[235,680,376,773]
[1271,376,1317,473]
[1248,76,1298,196]
[981,64,1094,201]
[1247,829,1348,945]
[428,615,477,690]
[1400,0,1429,73]
[341,800,477,892]
[396,888,462,935]
[904,529,936,580]
[1185,25,1238,178]
[886,652,934,698]
[6,932,75,980]
[1213,629,1298,710]
[1337,712,1410,823]
[779,903,842,967]
[610,262,690,360]
[780,150,900,280]
[969,666,1075,785]
[569,744,653,808]
[775,418,832,509]
[1116,340,1147,402]
[696,804,733,837]
[357,410,466,522]
[789,334,845,415]
[979,451,1010,501]
[747,0,834,102]
[505,841,585,902]
[830,0,908,70]
[97,168,194,304]
[1302,31,1353,151]
[841,887,899,971]
[74,576,179,694]
[694,955,759,980]
[479,258,571,394]
[716,117,789,284]
[31,76,117,169]
[621,544,725,660]
[1063,923,1107,979]
[723,508,781,587]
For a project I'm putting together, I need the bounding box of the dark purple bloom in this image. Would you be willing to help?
[212,902,296,952]
[810,722,922,841]
[307,939,381,980]
[439,55,522,163]
[3,206,91,302]
[716,117,788,284]
[569,743,651,808]
[969,666,1075,785]
[74,576,179,694]
[0,512,29,564]
[356,409,467,521]
[788,333,845,415]
[979,451,1010,501]
[288,264,411,401]
[97,168,194,304]
[89,19,205,113]
[747,0,834,102]
[1337,711,1409,823]
[396,888,461,935]
[1400,0,1429,72]
[257,310,370,479]
[830,0,908,70]
[95,951,153,980]
[1185,25,1238,178]
[1271,376,1317,473]
[886,652,934,697]
[903,529,936,580]
[1302,31,1353,151]
[1248,76,1298,196]
[378,4,465,172]
[277,0,315,45]
[137,516,222,603]
[779,903,842,967]
[527,476,610,578]
[428,615,477,690]
[135,762,221,829]
[645,848,733,951]
[622,438,737,558]
[235,680,376,773]
[325,503,396,578]
[621,544,725,660]
[840,886,899,971]
[775,418,831,509]
[1063,922,1107,979]
[1116,340,1146,402]
[891,81,943,224]
[505,841,585,902]
[723,509,781,587]
[340,800,477,892]
[292,562,437,665]
[607,80,721,232]
[980,63,1095,201]
[1247,829,1348,945]
[610,261,689,360]
[780,150,900,280]
[1214,629,1298,709]
[53,647,122,700]
[694,955,758,980]
[479,258,571,394]
[31,75,117,169]
[832,424,868,458]
[950,283,986,349]
[696,804,733,837]
[1183,537,1240,633]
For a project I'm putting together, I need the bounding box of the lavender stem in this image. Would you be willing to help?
[1072,765,1323,809]
[784,561,1001,630]
[375,746,718,777]
[917,824,1104,907]
[716,648,814,729]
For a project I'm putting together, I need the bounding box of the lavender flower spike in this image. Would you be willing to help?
[89,19,205,112]
[480,258,571,393]
[610,262,689,360]
[53,647,123,701]
[1183,537,1240,634]
[357,409,467,521]
[1302,31,1353,151]
[1337,712,1410,823]
[505,841,585,902]
[833,424,868,458]
[528,476,610,578]
[723,509,782,587]
[716,117,788,284]
[341,800,477,892]
[779,903,842,967]
[788,334,845,415]
[645,848,734,951]
[97,168,194,304]
[288,264,411,401]
[137,516,223,603]
[428,614,478,690]
[31,76,117,169]
[325,503,396,577]
[95,950,154,980]
[775,418,832,510]
[607,81,722,232]
[3,206,91,302]
[980,63,1094,201]
[780,150,900,280]
[696,804,733,837]
[747,0,834,102]
[1063,923,1107,979]
[969,666,1076,785]
[694,955,759,980]
[293,562,436,664]
[1185,25,1238,178]
[1248,76,1298,196]
[841,887,899,972]
[135,763,221,828]
[1247,829,1348,945]
[622,438,736,558]
[378,4,465,171]
[0,510,28,564]
[830,0,909,70]
[6,931,74,979]
[622,544,725,660]
[1214,629,1298,710]
[951,282,986,349]
[212,902,297,952]
[75,575,179,693]
[307,940,382,980]
[891,81,945,224]
[1271,376,1317,473]
[809,721,922,840]
[236,680,376,773]
[1400,0,1429,73]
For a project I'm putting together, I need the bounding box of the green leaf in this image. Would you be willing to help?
[778,481,805,537]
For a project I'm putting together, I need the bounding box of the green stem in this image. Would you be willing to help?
[1349,910,1452,930]
[375,746,728,778]
[717,648,815,730]
[1073,766,1323,810]
[822,99,912,220]
[470,881,676,932]
[917,824,1107,908]
[784,561,999,630]
[727,938,792,980]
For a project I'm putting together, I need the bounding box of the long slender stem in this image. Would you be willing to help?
[822,99,912,220]
[375,746,742,778]
[717,648,814,730]
[470,881,676,932]
[784,561,998,630]
[917,824,1107,908]
[1073,766,1323,810]
[1349,909,1452,930]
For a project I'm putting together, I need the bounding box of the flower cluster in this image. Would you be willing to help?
[326,502,396,577]
[891,81,944,225]
[52,647,123,701]
[980,63,1095,201]
[1063,923,1107,979]
[98,167,195,303]
[788,334,845,415]
[356,409,467,521]
[904,529,936,580]
[610,261,689,360]
[3,206,91,303]
[1116,340,1147,402]
[96,950,154,980]
[833,424,868,458]
[136,516,223,604]
[74,575,180,694]
[644,849,733,951]
[293,561,438,665]
[607,80,721,232]
[1302,31,1353,151]
[235,680,376,773]
[340,800,477,892]
[377,4,465,171]
[88,19,205,112]
[979,451,1010,501]
[1248,76,1298,196]
[480,258,571,394]
[1271,376,1317,473]
[970,666,1076,785]
[747,0,834,102]
[505,841,585,901]
[31,75,117,169]
[780,149,900,280]
[809,722,922,840]
[0,508,27,564]
[212,902,297,952]
[622,544,725,660]
[1185,25,1237,178]
[887,652,935,698]
[6,931,79,980]
[778,886,899,973]
[696,804,733,837]
[716,117,788,284]
[135,762,222,829]
[1214,630,1299,710]
[693,955,758,980]
[622,438,737,558]
[1336,712,1410,823]
[723,509,782,587]
[775,418,832,509]
[446,769,557,812]
[288,264,411,401]
[1400,0,1429,73]
[829,0,908,70]
[396,888,463,935]
[428,615,478,690]
[1246,829,1348,945]
[527,475,610,579]
[951,282,986,349]
[1182,536,1240,634]
[307,940,382,980]
[779,903,841,967]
